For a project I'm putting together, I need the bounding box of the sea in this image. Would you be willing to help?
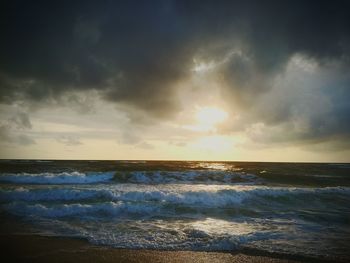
[1,160,350,261]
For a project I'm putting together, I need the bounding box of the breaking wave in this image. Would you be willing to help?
[0,170,260,185]
[0,172,115,184]
[2,185,349,211]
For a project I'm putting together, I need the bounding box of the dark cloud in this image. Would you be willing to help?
[0,0,196,117]
[232,59,350,147]
[0,0,350,148]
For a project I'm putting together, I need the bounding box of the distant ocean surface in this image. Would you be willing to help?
[1,160,350,261]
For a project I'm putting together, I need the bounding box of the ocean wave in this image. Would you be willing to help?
[0,172,115,184]
[0,187,99,201]
[2,185,350,208]
[84,218,269,251]
[26,216,349,260]
[2,185,350,259]
[0,170,261,185]
[113,170,260,184]
[5,201,159,218]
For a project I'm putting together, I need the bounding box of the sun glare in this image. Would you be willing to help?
[195,107,228,131]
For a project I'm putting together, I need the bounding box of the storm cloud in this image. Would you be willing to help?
[1,0,350,150]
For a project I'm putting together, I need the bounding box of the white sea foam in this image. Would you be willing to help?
[0,172,115,184]
[83,218,265,250]
[26,217,332,256]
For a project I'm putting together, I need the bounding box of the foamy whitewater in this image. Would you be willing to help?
[1,160,350,261]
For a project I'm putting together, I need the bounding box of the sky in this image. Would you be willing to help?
[1,0,350,162]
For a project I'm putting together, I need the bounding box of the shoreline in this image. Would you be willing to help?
[0,214,346,263]
[1,233,344,263]
[1,233,303,263]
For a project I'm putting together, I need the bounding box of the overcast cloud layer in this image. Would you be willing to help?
[1,0,350,159]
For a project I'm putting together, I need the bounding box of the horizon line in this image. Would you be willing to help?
[0,158,348,164]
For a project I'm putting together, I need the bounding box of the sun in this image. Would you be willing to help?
[194,107,228,131]
[196,107,228,126]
